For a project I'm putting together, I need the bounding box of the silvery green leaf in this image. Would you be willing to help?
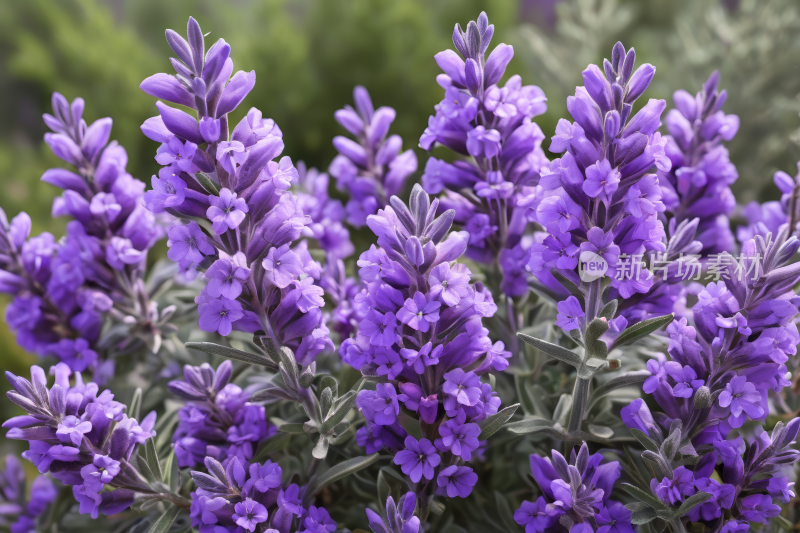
[304,454,380,505]
[611,314,674,349]
[184,341,278,372]
[320,387,333,418]
[600,299,618,320]
[145,504,181,533]
[552,393,572,427]
[516,333,582,367]
[588,424,614,439]
[587,370,651,412]
[129,388,143,422]
[630,428,660,452]
[195,172,221,195]
[619,483,668,509]
[478,404,519,440]
[252,432,291,462]
[278,423,307,434]
[145,437,163,480]
[629,505,657,525]
[321,390,357,434]
[493,491,518,533]
[312,435,329,459]
[674,492,712,518]
[505,417,554,435]
[163,450,180,492]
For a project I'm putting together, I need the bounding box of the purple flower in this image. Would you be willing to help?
[262,244,304,288]
[583,159,620,204]
[144,168,187,212]
[434,409,480,460]
[167,222,215,264]
[155,137,198,173]
[624,175,663,219]
[717,375,764,428]
[357,384,400,426]
[393,436,441,483]
[429,263,470,306]
[207,188,249,234]
[555,296,584,332]
[245,460,282,494]
[56,415,92,446]
[536,191,582,233]
[595,502,634,533]
[206,252,250,299]
[233,498,268,532]
[360,309,398,347]
[739,494,780,524]
[396,292,441,332]
[514,497,562,533]
[466,126,501,158]
[198,297,244,336]
[664,362,704,398]
[301,505,337,533]
[442,369,482,410]
[720,521,750,533]
[620,399,659,438]
[652,466,694,505]
[437,465,478,498]
[277,483,304,516]
[399,342,442,374]
[767,476,796,503]
[80,455,120,491]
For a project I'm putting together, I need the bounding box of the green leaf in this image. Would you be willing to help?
[252,432,292,462]
[145,504,181,533]
[135,454,158,485]
[129,388,143,422]
[505,417,555,435]
[611,314,674,350]
[312,435,329,459]
[377,470,391,520]
[195,172,221,195]
[587,370,651,411]
[619,483,667,509]
[184,342,278,372]
[625,502,656,525]
[630,428,660,453]
[516,333,582,367]
[278,423,307,434]
[599,299,618,320]
[674,492,712,518]
[320,390,357,434]
[493,491,518,533]
[145,437,163,480]
[478,404,519,440]
[163,451,180,492]
[279,347,300,390]
[304,454,380,505]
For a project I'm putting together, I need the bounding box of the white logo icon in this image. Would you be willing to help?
[579,251,608,282]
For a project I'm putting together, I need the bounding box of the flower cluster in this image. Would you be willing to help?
[657,71,740,254]
[3,363,161,519]
[0,93,167,378]
[140,17,331,362]
[168,360,276,468]
[292,162,362,339]
[515,443,632,533]
[189,455,336,533]
[621,217,800,524]
[0,455,58,533]
[330,86,418,228]
[366,492,420,533]
[419,12,549,297]
[342,184,507,502]
[523,41,686,332]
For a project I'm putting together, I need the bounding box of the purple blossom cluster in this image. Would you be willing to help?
[515,443,632,533]
[3,363,160,519]
[0,455,57,533]
[140,17,331,362]
[365,492,420,533]
[0,93,164,379]
[168,360,276,468]
[658,71,740,254]
[522,41,703,330]
[620,221,800,524]
[419,12,549,297]
[189,455,336,533]
[342,184,507,502]
[330,86,418,228]
[292,163,363,339]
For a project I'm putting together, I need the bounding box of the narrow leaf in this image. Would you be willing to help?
[629,505,657,525]
[195,172,221,195]
[587,370,651,411]
[145,437,163,480]
[278,423,307,434]
[505,417,555,435]
[611,314,674,349]
[145,504,181,533]
[630,429,660,453]
[619,483,667,509]
[304,454,380,505]
[478,404,519,440]
[493,491,518,533]
[130,388,143,422]
[516,333,582,367]
[163,450,180,492]
[252,432,291,462]
[321,390,357,434]
[184,342,278,372]
[674,491,712,518]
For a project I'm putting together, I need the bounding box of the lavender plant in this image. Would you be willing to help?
[1,9,800,533]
